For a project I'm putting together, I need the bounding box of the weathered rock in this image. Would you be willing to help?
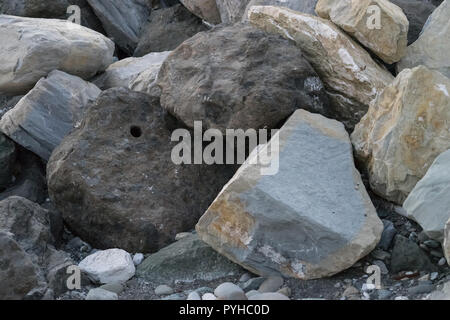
[445,218,450,266]
[94,51,171,94]
[0,95,22,120]
[216,0,251,23]
[0,15,114,95]
[47,88,235,252]
[86,288,118,300]
[136,234,244,283]
[403,150,450,242]
[158,23,330,132]
[196,109,383,280]
[397,0,450,78]
[351,66,450,204]
[249,6,394,129]
[0,133,15,190]
[390,0,437,44]
[78,249,135,284]
[100,282,124,294]
[180,0,221,24]
[258,276,283,293]
[428,281,450,300]
[378,220,397,251]
[243,0,318,22]
[155,285,174,295]
[315,0,408,64]
[134,5,208,57]
[214,283,247,300]
[0,70,101,160]
[86,0,150,55]
[390,235,436,273]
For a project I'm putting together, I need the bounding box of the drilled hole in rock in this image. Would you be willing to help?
[130,126,142,138]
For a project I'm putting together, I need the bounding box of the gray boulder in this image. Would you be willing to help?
[390,235,436,273]
[0,70,101,161]
[196,109,383,280]
[179,0,221,24]
[136,234,244,284]
[47,88,236,252]
[243,0,317,21]
[0,133,15,190]
[404,149,450,242]
[0,15,114,95]
[158,23,330,132]
[87,0,151,55]
[397,0,450,78]
[134,4,208,57]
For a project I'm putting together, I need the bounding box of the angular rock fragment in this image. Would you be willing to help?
[216,0,251,23]
[243,0,318,22]
[180,0,221,24]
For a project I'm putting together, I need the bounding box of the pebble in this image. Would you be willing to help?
[175,232,192,241]
[100,282,124,294]
[214,283,247,300]
[240,277,265,292]
[258,276,284,293]
[342,286,360,300]
[277,287,291,297]
[438,257,447,266]
[86,288,118,300]
[430,272,439,281]
[377,290,392,300]
[423,240,441,249]
[418,274,430,282]
[246,290,260,298]
[407,284,435,295]
[132,253,144,266]
[239,273,252,283]
[187,292,201,300]
[162,293,185,300]
[202,293,217,300]
[248,293,290,300]
[394,296,409,300]
[155,285,174,296]
[362,283,376,291]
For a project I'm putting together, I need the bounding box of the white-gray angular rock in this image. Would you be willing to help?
[0,15,114,95]
[155,285,174,296]
[86,0,150,55]
[243,0,317,21]
[93,51,171,92]
[397,0,450,78]
[0,70,101,160]
[86,288,118,300]
[403,149,450,242]
[196,109,383,280]
[78,249,136,284]
[132,253,144,266]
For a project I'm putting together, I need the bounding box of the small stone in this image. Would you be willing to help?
[132,253,144,266]
[248,293,290,300]
[258,276,284,293]
[86,288,118,300]
[162,293,186,300]
[214,283,247,300]
[362,283,376,291]
[407,284,435,295]
[438,258,447,266]
[246,290,260,298]
[155,285,174,296]
[419,274,430,282]
[430,250,444,258]
[202,293,217,300]
[394,296,409,300]
[430,272,439,281]
[342,286,360,300]
[277,287,291,298]
[377,290,393,300]
[424,240,441,249]
[187,291,201,300]
[100,282,124,295]
[239,273,252,283]
[240,277,265,292]
[378,220,397,250]
[175,232,192,241]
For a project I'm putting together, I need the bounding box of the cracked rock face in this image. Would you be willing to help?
[248,6,394,129]
[180,0,221,24]
[316,0,409,64]
[196,109,383,280]
[0,15,114,95]
[351,66,450,205]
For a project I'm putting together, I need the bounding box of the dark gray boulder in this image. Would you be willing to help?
[134,4,208,57]
[47,88,236,253]
[158,23,330,132]
[390,235,437,273]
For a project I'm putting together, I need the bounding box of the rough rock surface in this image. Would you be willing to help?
[216,0,251,23]
[316,0,409,64]
[86,288,118,300]
[403,150,450,242]
[243,0,318,22]
[196,109,383,280]
[134,5,208,57]
[47,88,235,252]
[158,23,330,132]
[129,53,171,96]
[390,0,437,44]
[390,235,436,273]
[0,15,114,95]
[0,133,15,190]
[428,281,450,300]
[445,219,450,266]
[86,0,150,55]
[136,234,244,284]
[78,249,135,284]
[0,70,101,160]
[249,6,394,129]
[351,66,450,204]
[180,0,221,24]
[94,51,171,91]
[397,0,450,78]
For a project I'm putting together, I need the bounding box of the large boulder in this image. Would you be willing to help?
[216,0,251,23]
[243,0,318,21]
[93,51,171,92]
[86,0,151,55]
[248,6,394,129]
[390,0,437,45]
[351,66,450,204]
[157,23,330,132]
[0,133,15,190]
[0,15,114,95]
[0,70,101,161]
[136,234,244,284]
[180,0,221,24]
[316,0,408,64]
[47,88,235,253]
[403,150,450,242]
[196,109,383,280]
[397,0,450,78]
[134,5,208,57]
